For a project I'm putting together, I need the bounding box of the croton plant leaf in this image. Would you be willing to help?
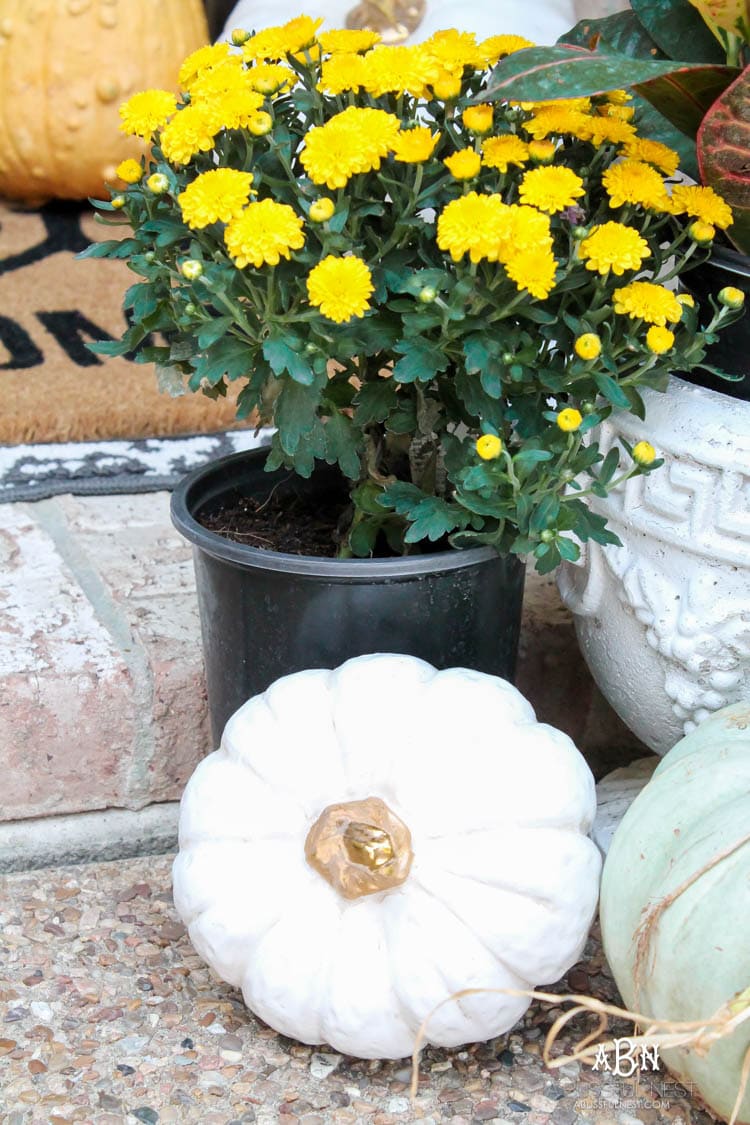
[631,0,728,62]
[698,64,750,252]
[559,10,666,56]
[485,44,737,129]
[687,0,750,36]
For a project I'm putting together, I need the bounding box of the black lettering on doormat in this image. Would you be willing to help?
[0,315,44,369]
[36,310,115,367]
[0,205,90,277]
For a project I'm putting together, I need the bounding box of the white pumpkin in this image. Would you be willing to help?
[173,654,601,1059]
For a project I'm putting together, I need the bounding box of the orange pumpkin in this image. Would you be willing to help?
[0,0,209,205]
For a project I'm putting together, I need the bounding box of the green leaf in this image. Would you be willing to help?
[594,371,632,409]
[76,238,140,260]
[276,378,324,456]
[530,494,561,533]
[324,412,361,479]
[404,497,470,543]
[597,446,621,485]
[262,336,315,385]
[391,338,449,384]
[378,480,424,515]
[349,518,380,557]
[484,43,724,103]
[197,317,233,349]
[514,448,554,468]
[354,379,399,426]
[630,0,726,63]
[556,536,581,563]
[453,369,506,429]
[192,338,254,387]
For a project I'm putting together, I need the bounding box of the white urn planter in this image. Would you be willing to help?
[558,376,750,756]
[173,654,601,1059]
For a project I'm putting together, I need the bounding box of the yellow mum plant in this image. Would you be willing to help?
[87,17,743,571]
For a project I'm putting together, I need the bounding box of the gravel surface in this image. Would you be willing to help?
[0,854,714,1125]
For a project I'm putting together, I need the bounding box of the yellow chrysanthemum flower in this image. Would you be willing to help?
[178,43,231,89]
[606,89,632,105]
[147,173,169,194]
[585,116,637,146]
[462,104,494,134]
[496,204,552,256]
[249,63,295,95]
[225,200,305,268]
[422,28,484,73]
[613,281,683,326]
[479,34,534,65]
[574,333,602,360]
[318,29,380,53]
[392,126,439,163]
[476,434,503,459]
[188,57,246,102]
[359,45,438,98]
[208,90,266,131]
[436,192,508,263]
[300,106,400,189]
[159,104,220,164]
[602,160,671,211]
[116,159,143,184]
[620,137,680,176]
[522,107,593,142]
[646,326,675,354]
[307,255,374,322]
[633,440,656,466]
[504,245,557,299]
[243,16,323,61]
[598,103,635,123]
[318,54,368,95]
[670,184,733,230]
[557,408,582,432]
[444,149,481,180]
[178,169,255,229]
[481,134,529,173]
[119,89,177,138]
[577,222,651,276]
[518,166,585,214]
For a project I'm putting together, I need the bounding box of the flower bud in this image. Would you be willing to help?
[231,27,251,45]
[633,440,656,466]
[248,111,273,136]
[110,195,126,209]
[144,250,156,263]
[462,104,493,135]
[147,172,169,195]
[688,220,716,245]
[646,325,674,354]
[540,528,556,543]
[180,259,203,281]
[582,401,596,415]
[418,285,437,303]
[184,302,198,316]
[557,408,583,432]
[476,434,502,460]
[718,286,745,309]
[574,333,601,361]
[116,159,143,184]
[528,140,555,164]
[309,197,335,223]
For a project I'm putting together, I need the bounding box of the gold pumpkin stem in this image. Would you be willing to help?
[305,797,413,899]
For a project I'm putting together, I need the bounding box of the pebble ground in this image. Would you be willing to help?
[1,854,714,1125]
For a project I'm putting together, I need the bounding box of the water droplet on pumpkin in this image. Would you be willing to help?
[96,77,120,103]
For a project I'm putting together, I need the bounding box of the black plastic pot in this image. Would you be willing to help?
[171,448,526,744]
[683,244,750,400]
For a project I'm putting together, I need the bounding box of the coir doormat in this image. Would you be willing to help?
[0,200,247,444]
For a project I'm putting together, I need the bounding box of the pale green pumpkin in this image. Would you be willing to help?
[601,703,750,1125]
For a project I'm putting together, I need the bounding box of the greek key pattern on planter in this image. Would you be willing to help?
[594,427,750,569]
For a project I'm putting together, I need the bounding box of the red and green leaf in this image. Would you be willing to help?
[697,63,750,252]
[635,63,740,135]
[630,0,728,63]
[558,10,666,57]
